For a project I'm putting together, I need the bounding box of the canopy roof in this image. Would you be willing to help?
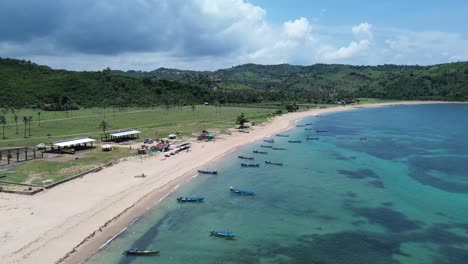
[52,138,96,147]
[110,130,141,137]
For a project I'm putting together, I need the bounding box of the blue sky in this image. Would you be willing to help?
[0,0,467,70]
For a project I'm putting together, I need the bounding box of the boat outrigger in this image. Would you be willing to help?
[265,161,283,166]
[288,140,302,143]
[230,186,255,196]
[275,134,290,137]
[241,163,260,167]
[123,249,160,256]
[260,145,273,148]
[210,230,236,239]
[253,150,268,154]
[238,155,254,160]
[177,196,205,202]
[198,170,218,174]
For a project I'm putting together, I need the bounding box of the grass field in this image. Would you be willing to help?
[0,105,279,148]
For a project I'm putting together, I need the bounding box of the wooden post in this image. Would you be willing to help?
[25,147,28,161]
[0,150,2,161]
[33,148,36,159]
[16,149,19,162]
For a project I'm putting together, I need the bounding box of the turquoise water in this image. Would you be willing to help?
[85,104,468,264]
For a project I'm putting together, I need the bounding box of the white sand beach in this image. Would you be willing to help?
[0,101,458,264]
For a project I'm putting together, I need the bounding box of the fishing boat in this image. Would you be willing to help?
[288,140,302,143]
[198,170,218,175]
[306,137,319,140]
[176,196,205,202]
[238,155,254,160]
[253,150,268,154]
[265,161,283,166]
[296,124,306,127]
[360,137,367,140]
[210,230,236,239]
[316,130,328,133]
[263,139,275,143]
[275,134,290,137]
[272,147,287,150]
[123,249,160,256]
[305,123,313,126]
[260,145,273,148]
[304,128,313,130]
[241,163,260,167]
[230,186,255,196]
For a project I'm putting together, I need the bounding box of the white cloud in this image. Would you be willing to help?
[283,18,311,39]
[352,22,373,40]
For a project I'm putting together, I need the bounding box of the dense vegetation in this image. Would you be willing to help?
[1,57,468,110]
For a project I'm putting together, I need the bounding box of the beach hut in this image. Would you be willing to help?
[153,142,170,152]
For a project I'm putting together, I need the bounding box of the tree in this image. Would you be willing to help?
[191,105,196,111]
[0,115,6,139]
[37,111,41,126]
[28,116,33,136]
[14,114,18,134]
[99,120,109,134]
[236,113,249,128]
[22,116,28,138]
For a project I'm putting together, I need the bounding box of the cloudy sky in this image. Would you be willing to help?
[1,0,467,71]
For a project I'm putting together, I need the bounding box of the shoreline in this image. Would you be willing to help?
[0,101,464,264]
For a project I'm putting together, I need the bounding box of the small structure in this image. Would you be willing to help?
[168,134,177,139]
[50,138,96,154]
[101,144,113,151]
[197,130,215,140]
[108,129,141,142]
[0,147,43,165]
[151,142,170,152]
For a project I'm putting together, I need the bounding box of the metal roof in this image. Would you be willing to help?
[52,138,96,147]
[110,130,141,137]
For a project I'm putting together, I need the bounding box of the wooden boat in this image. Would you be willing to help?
[230,186,255,196]
[306,137,319,140]
[304,128,313,130]
[288,140,302,143]
[210,229,236,239]
[272,147,287,150]
[265,161,283,166]
[241,163,260,167]
[360,137,367,140]
[123,249,160,256]
[238,155,254,160]
[263,139,275,143]
[253,150,268,154]
[198,170,218,175]
[260,145,273,148]
[296,124,306,127]
[305,123,313,126]
[177,196,205,202]
[275,134,290,137]
[316,130,328,133]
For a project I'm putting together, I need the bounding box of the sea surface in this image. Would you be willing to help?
[85,104,468,264]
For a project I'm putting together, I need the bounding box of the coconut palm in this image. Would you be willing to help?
[99,120,109,134]
[0,115,6,139]
[23,116,28,138]
[28,116,33,136]
[14,114,18,134]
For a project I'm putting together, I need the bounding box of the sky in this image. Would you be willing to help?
[0,0,467,71]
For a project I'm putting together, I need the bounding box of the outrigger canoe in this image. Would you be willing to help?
[263,139,275,143]
[210,230,236,239]
[288,140,302,143]
[241,163,260,167]
[177,196,205,202]
[296,124,306,127]
[275,134,290,137]
[272,147,287,150]
[253,150,268,154]
[238,155,254,160]
[306,137,319,140]
[230,186,255,196]
[123,249,160,256]
[316,130,328,133]
[265,161,283,166]
[260,145,273,148]
[198,170,218,174]
[305,128,313,130]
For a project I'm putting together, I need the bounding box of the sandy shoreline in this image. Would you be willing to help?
[0,101,463,264]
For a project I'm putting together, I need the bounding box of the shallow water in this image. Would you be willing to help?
[85,104,468,264]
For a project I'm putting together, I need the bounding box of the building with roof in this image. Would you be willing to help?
[107,129,141,142]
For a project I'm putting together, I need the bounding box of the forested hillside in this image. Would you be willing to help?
[1,57,467,109]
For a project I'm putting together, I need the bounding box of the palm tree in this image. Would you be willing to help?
[236,113,249,129]
[99,120,109,134]
[37,111,41,126]
[23,116,28,138]
[14,114,18,134]
[0,115,6,139]
[28,116,33,137]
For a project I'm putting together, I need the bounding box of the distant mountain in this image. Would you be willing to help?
[1,57,467,109]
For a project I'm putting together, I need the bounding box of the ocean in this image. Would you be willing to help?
[85,104,468,264]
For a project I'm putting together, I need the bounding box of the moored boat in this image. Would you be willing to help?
[263,139,275,143]
[238,155,254,160]
[241,163,260,167]
[253,150,268,154]
[177,196,205,202]
[306,137,319,140]
[265,161,283,166]
[260,145,273,148]
[123,249,160,256]
[288,140,302,143]
[296,124,306,127]
[198,170,218,174]
[275,134,290,137]
[210,229,236,239]
[316,130,328,133]
[230,186,255,195]
[272,147,287,150]
[304,128,313,130]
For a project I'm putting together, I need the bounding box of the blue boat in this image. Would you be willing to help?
[316,130,328,133]
[210,230,236,239]
[230,186,255,196]
[263,139,274,143]
[241,163,260,167]
[260,145,273,148]
[177,196,205,202]
[198,170,218,174]
[265,161,283,166]
[288,140,302,143]
[253,150,268,154]
[306,137,319,140]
